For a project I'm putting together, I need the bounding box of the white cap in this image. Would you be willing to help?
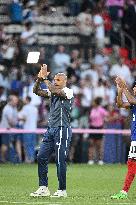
[27,52,40,63]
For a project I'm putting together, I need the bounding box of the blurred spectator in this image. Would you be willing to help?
[103,80,116,105]
[109,57,133,86]
[0,95,19,162]
[8,0,23,24]
[15,99,24,162]
[92,78,106,104]
[80,76,93,109]
[93,48,110,76]
[38,99,49,128]
[22,75,41,107]
[68,0,81,16]
[88,97,109,165]
[20,21,38,46]
[52,45,70,74]
[23,1,38,24]
[0,25,7,43]
[0,86,7,102]
[0,68,10,92]
[76,7,93,60]
[93,8,105,49]
[1,37,16,69]
[67,49,81,81]
[106,0,125,21]
[81,63,99,87]
[39,47,46,64]
[101,7,112,41]
[10,70,23,97]
[104,104,125,163]
[122,0,136,43]
[18,96,38,163]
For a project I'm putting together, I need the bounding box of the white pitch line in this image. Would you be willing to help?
[0,201,63,205]
[97,203,136,205]
[0,201,136,205]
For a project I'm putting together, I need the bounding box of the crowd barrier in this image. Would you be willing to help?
[0,128,131,135]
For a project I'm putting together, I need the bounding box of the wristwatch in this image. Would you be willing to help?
[42,77,48,81]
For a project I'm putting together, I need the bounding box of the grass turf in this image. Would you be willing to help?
[0,163,136,205]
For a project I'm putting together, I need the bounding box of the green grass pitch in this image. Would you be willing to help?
[0,164,136,205]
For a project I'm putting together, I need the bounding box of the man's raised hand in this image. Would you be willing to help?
[41,64,50,79]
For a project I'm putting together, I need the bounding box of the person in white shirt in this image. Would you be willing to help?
[80,77,93,108]
[0,95,19,162]
[76,8,93,60]
[18,96,38,163]
[109,57,133,86]
[81,64,99,87]
[92,78,106,104]
[52,45,70,74]
[20,21,37,46]
[93,8,105,48]
[94,48,110,76]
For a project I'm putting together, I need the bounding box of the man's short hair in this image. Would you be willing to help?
[56,73,67,81]
[8,95,18,103]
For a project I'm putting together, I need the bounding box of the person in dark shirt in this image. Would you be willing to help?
[111,77,136,199]
[30,64,74,198]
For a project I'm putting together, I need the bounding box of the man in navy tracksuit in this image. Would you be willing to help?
[30,64,74,197]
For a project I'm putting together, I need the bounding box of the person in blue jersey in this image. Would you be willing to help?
[111,76,136,199]
[30,64,74,198]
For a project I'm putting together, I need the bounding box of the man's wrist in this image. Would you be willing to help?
[37,77,43,82]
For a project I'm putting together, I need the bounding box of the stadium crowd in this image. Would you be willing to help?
[0,0,136,164]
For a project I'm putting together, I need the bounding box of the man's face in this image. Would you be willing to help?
[53,75,66,89]
[58,45,65,53]
[133,86,136,95]
[11,96,19,107]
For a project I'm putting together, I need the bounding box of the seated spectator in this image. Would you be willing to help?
[20,21,38,46]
